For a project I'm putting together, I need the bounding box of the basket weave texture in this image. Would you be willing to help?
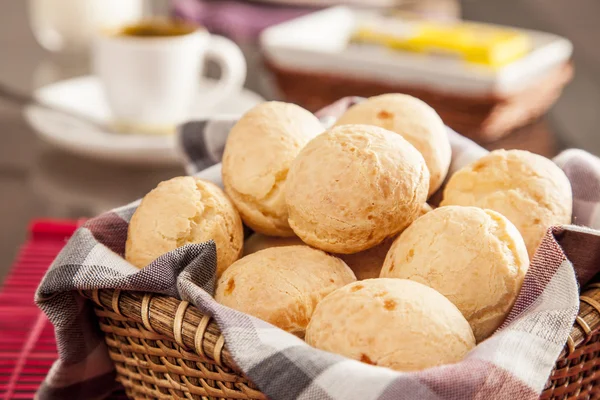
[83,280,600,400]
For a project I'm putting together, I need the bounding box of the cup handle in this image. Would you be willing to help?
[203,35,247,108]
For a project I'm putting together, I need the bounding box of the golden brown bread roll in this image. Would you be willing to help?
[126,177,244,277]
[222,102,323,237]
[340,203,433,280]
[381,205,529,342]
[285,124,429,254]
[441,149,572,257]
[242,233,387,280]
[334,94,451,196]
[215,245,356,337]
[305,279,475,371]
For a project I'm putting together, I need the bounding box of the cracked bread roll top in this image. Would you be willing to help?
[306,279,475,371]
[222,101,324,237]
[340,203,433,280]
[285,124,429,254]
[441,149,572,257]
[125,177,243,277]
[381,206,529,342]
[334,94,451,197]
[215,245,356,337]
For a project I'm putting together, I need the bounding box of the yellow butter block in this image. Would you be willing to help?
[354,18,531,67]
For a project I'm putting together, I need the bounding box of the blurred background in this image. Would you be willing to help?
[0,0,598,282]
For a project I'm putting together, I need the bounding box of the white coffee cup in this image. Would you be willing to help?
[93,21,247,134]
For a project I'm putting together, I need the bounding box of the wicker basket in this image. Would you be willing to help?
[264,60,573,143]
[82,280,600,400]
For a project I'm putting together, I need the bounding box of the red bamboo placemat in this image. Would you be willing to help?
[0,219,127,400]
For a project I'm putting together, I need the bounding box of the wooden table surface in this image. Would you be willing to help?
[0,0,596,282]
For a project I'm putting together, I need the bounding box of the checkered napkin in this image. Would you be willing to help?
[36,97,600,400]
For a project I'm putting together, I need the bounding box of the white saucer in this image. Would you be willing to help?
[25,76,264,165]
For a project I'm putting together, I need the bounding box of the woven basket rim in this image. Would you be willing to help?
[83,277,600,399]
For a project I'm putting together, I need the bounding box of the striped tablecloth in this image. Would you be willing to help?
[0,220,127,400]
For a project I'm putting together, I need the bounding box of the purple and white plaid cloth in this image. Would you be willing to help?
[36,97,600,400]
